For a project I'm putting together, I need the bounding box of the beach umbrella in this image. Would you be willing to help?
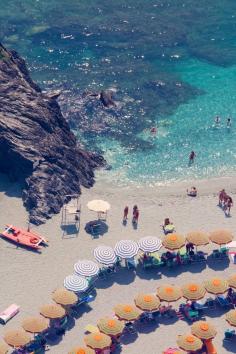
[138,236,162,253]
[94,246,116,265]
[52,288,78,306]
[84,332,111,350]
[114,240,139,258]
[177,334,203,352]
[181,283,206,300]
[40,304,65,319]
[114,304,142,321]
[74,260,99,277]
[162,233,185,250]
[157,284,182,302]
[204,277,229,295]
[64,274,89,292]
[191,321,217,340]
[68,347,95,354]
[226,309,236,326]
[0,342,9,354]
[186,231,209,246]
[134,293,161,312]
[209,229,233,246]
[97,317,125,336]
[228,274,236,288]
[22,316,49,333]
[87,200,110,213]
[3,329,31,348]
[163,349,184,354]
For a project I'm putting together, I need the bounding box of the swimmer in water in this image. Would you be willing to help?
[214,116,220,125]
[227,117,232,128]
[189,151,196,165]
[150,127,157,135]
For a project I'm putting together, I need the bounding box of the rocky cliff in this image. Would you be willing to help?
[0,43,105,225]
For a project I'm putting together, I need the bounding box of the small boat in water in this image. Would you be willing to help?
[0,225,49,250]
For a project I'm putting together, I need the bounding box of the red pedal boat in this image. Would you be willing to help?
[0,225,49,250]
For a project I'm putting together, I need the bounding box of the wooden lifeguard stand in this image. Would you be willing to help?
[61,194,81,237]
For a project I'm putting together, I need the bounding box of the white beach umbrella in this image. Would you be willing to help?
[74,260,99,277]
[138,236,162,253]
[64,275,88,292]
[114,240,139,258]
[94,246,117,265]
[87,200,110,213]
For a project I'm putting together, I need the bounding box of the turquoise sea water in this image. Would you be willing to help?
[1,0,236,185]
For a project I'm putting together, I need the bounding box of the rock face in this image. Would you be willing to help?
[0,43,105,225]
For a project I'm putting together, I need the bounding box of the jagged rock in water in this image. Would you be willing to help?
[0,43,105,225]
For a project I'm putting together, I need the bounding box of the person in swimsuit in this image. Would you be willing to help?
[227,117,232,128]
[215,116,220,125]
[189,151,196,164]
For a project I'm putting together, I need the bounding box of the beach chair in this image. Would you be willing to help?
[85,324,100,334]
[204,298,215,309]
[216,295,232,308]
[224,329,235,340]
[0,304,20,324]
[126,258,136,269]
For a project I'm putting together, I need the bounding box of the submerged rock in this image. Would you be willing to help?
[0,43,105,225]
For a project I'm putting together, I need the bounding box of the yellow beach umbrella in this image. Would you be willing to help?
[22,316,49,333]
[209,230,233,245]
[191,321,217,340]
[97,317,124,336]
[4,329,31,348]
[228,274,236,289]
[84,332,111,350]
[186,231,209,246]
[226,309,236,326]
[162,233,185,250]
[204,277,229,295]
[52,288,78,306]
[134,293,161,312]
[68,346,95,354]
[0,342,9,354]
[177,334,203,352]
[40,303,66,319]
[181,283,206,300]
[113,304,141,321]
[157,284,182,302]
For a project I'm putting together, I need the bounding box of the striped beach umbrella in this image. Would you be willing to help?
[97,317,125,336]
[64,275,88,292]
[74,260,99,277]
[4,329,31,348]
[52,288,78,306]
[69,347,95,354]
[182,283,206,300]
[186,231,209,246]
[177,334,203,352]
[114,304,142,321]
[135,293,161,312]
[209,230,233,245]
[22,316,49,333]
[162,233,185,250]
[157,284,182,302]
[226,309,236,326]
[40,304,65,319]
[94,246,116,265]
[114,240,139,258]
[228,274,236,288]
[204,277,229,295]
[0,342,9,354]
[138,236,162,253]
[84,332,111,350]
[191,321,217,340]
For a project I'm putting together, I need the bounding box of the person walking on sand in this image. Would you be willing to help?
[226,196,233,216]
[132,205,139,224]
[123,206,129,222]
[189,151,196,165]
[218,189,226,207]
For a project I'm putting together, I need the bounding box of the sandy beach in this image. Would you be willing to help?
[0,171,236,353]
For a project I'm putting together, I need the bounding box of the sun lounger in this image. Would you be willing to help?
[224,329,235,340]
[0,304,20,324]
[85,324,99,333]
[216,295,232,308]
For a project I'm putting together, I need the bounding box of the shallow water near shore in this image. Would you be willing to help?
[2,0,236,185]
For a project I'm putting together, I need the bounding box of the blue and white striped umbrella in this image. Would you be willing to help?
[74,260,99,277]
[94,246,116,265]
[114,240,139,258]
[138,236,162,253]
[64,275,88,292]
